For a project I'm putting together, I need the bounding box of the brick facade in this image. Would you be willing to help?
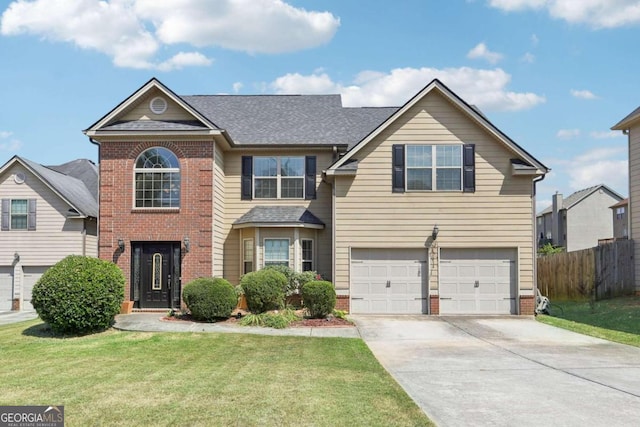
[99,141,214,303]
[429,295,440,315]
[519,295,535,315]
[335,295,349,312]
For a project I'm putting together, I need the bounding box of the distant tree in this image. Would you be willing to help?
[538,243,564,256]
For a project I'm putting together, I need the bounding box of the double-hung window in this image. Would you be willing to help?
[1,199,36,231]
[301,239,313,272]
[134,147,181,208]
[264,239,289,267]
[406,145,462,191]
[254,157,304,199]
[10,199,28,230]
[243,239,254,274]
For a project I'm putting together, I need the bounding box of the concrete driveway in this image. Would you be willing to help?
[352,315,640,427]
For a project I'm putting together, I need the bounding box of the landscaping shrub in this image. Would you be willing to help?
[31,255,125,334]
[262,265,319,296]
[301,281,336,318]
[182,277,237,321]
[239,309,300,329]
[240,269,287,313]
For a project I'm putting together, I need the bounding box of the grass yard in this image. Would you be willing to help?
[536,295,640,347]
[0,320,432,427]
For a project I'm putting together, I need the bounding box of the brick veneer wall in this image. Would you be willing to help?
[519,295,535,315]
[335,295,349,312]
[429,295,440,314]
[99,141,214,301]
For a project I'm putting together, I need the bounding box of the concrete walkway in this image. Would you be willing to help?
[351,315,640,427]
[0,310,38,325]
[114,313,361,338]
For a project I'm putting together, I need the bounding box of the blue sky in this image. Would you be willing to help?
[1,0,639,212]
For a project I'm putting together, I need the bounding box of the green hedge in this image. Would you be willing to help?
[301,281,336,318]
[240,269,286,313]
[182,277,237,321]
[31,255,125,334]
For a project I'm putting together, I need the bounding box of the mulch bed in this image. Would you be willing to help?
[161,310,354,327]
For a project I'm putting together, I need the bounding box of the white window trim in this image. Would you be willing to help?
[406,144,463,192]
[253,156,305,199]
[10,199,28,230]
[243,238,254,274]
[133,147,181,209]
[263,238,290,268]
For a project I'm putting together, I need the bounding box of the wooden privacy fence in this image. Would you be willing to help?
[537,239,635,300]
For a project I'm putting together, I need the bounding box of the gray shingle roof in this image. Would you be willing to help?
[537,184,624,216]
[181,95,398,148]
[19,157,98,218]
[233,206,324,227]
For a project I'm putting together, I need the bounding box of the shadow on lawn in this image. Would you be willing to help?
[21,321,115,339]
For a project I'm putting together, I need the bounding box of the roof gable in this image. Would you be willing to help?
[537,184,624,216]
[612,105,640,130]
[84,78,219,136]
[0,155,98,218]
[328,79,548,174]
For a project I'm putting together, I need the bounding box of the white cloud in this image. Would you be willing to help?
[530,33,539,46]
[521,52,535,63]
[232,82,243,93]
[0,0,339,69]
[556,128,581,139]
[0,130,22,152]
[568,146,628,191]
[488,0,640,29]
[590,130,624,139]
[270,67,546,112]
[571,89,598,100]
[466,42,504,64]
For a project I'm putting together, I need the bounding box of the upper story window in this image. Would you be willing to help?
[1,199,36,231]
[393,144,475,193]
[241,156,316,200]
[616,207,625,219]
[406,145,462,191]
[134,147,180,208]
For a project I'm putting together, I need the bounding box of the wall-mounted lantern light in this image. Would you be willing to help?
[432,224,439,240]
[117,238,125,252]
[184,236,190,253]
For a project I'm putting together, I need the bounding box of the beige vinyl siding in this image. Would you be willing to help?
[222,150,334,285]
[334,90,536,294]
[629,125,640,292]
[213,142,225,276]
[0,165,98,267]
[120,88,195,122]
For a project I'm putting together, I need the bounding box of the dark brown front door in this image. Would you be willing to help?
[132,242,181,309]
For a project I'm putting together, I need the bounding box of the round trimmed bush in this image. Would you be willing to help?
[240,269,287,313]
[31,255,125,334]
[182,277,237,321]
[301,281,336,318]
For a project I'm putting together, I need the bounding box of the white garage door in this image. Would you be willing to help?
[0,267,13,311]
[22,266,48,312]
[439,248,517,315]
[350,249,427,314]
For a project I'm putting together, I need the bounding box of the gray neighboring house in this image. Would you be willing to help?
[0,156,98,311]
[536,184,624,252]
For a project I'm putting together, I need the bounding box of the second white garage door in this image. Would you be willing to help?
[350,249,427,314]
[439,248,517,315]
[0,267,13,311]
[22,266,48,311]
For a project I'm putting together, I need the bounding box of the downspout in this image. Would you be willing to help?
[532,173,546,311]
[89,138,100,258]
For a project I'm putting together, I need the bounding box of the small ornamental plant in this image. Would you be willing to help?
[31,255,125,334]
[301,281,336,319]
[182,277,238,321]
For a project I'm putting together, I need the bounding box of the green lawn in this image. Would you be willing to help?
[0,320,432,427]
[536,295,640,347]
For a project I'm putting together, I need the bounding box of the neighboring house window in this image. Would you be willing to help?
[616,207,625,219]
[393,144,475,193]
[1,199,36,231]
[301,239,313,272]
[134,147,180,208]
[241,156,316,200]
[264,239,289,267]
[243,239,254,274]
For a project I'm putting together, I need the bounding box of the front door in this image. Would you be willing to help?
[132,242,181,309]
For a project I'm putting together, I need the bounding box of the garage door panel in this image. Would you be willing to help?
[440,249,516,315]
[350,249,426,314]
[0,268,13,311]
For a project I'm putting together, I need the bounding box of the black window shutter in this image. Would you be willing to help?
[27,199,37,230]
[1,199,9,231]
[392,144,405,193]
[463,144,476,193]
[305,156,317,200]
[241,156,253,200]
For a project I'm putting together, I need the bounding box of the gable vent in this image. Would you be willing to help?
[149,96,167,115]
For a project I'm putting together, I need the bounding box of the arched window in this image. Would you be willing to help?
[134,147,180,208]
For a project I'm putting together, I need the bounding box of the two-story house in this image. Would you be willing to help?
[536,185,624,252]
[84,78,548,315]
[0,156,98,311]
[610,198,629,240]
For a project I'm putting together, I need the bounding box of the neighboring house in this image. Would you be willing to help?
[610,198,629,240]
[0,156,98,311]
[536,185,623,252]
[84,78,548,315]
[613,108,640,295]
